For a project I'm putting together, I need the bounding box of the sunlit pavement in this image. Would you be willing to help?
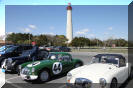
[0,69,5,88]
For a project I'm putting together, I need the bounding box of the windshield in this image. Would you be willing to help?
[21,47,37,57]
[22,50,32,56]
[91,55,119,65]
[0,45,12,52]
[5,46,17,53]
[48,53,59,60]
[0,46,6,52]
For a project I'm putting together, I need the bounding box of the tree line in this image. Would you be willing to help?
[6,33,128,47]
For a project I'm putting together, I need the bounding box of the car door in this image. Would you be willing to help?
[60,54,73,73]
[11,47,22,57]
[117,58,128,83]
[16,46,23,56]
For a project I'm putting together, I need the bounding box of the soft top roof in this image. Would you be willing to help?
[95,54,124,58]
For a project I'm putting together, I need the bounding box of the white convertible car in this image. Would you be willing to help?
[67,54,133,88]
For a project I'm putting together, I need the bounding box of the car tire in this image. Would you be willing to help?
[110,78,117,88]
[129,67,133,79]
[38,69,50,83]
[15,65,19,73]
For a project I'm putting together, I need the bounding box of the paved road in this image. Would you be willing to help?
[2,52,133,88]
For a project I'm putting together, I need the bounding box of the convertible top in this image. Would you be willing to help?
[95,54,125,59]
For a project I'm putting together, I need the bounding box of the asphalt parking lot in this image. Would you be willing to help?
[2,52,133,88]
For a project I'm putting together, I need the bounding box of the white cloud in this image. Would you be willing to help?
[76,29,90,35]
[75,28,96,38]
[42,32,55,35]
[19,24,37,33]
[108,27,113,30]
[6,32,13,35]
[23,28,31,33]
[28,24,37,29]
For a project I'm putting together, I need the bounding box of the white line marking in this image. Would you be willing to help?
[6,80,23,88]
[6,76,21,81]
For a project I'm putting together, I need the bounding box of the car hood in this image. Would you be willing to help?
[26,59,53,68]
[0,51,13,56]
[10,56,28,60]
[70,63,118,83]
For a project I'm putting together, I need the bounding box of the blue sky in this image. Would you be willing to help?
[6,5,128,40]
[0,0,132,40]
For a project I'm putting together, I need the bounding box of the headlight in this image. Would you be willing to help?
[8,58,13,63]
[67,73,72,82]
[21,67,30,75]
[99,78,107,87]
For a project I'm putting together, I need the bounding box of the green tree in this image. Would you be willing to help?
[104,38,128,47]
[6,33,33,44]
[32,35,48,46]
[70,37,90,47]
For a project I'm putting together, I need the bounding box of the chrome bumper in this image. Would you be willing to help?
[20,74,38,80]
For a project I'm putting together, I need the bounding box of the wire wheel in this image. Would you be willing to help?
[39,70,49,82]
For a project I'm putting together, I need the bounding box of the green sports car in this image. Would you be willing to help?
[19,52,83,82]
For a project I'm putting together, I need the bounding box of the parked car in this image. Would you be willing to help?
[0,45,14,52]
[0,45,33,66]
[1,47,49,73]
[19,52,83,82]
[66,54,133,88]
[54,46,71,52]
[45,46,56,52]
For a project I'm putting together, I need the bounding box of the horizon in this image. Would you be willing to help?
[4,32,128,41]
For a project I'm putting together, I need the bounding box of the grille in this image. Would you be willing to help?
[75,78,92,88]
[21,68,30,75]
